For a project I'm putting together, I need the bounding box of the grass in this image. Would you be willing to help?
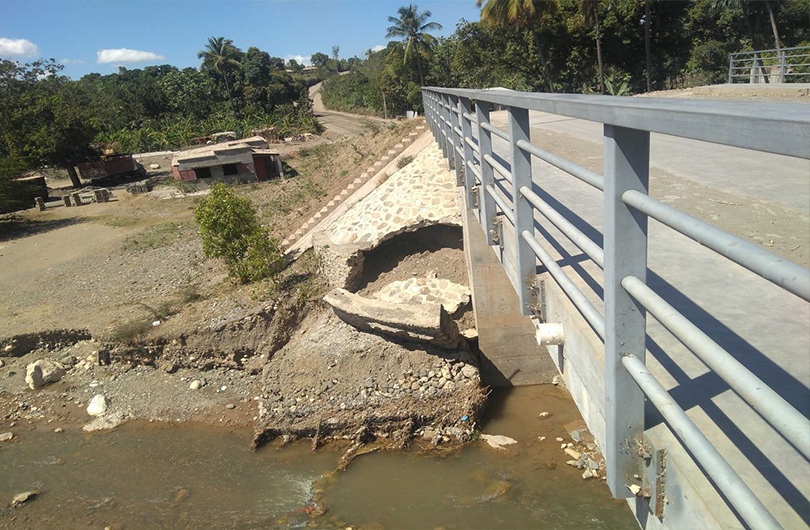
[397,155,415,169]
[110,284,203,342]
[122,222,186,252]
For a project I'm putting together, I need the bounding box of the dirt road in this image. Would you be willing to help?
[309,81,391,137]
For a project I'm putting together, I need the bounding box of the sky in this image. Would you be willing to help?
[0,0,481,78]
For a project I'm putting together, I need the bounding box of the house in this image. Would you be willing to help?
[170,136,284,182]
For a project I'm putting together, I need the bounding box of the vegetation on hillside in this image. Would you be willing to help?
[320,0,810,116]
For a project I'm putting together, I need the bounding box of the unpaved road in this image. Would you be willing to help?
[309,81,391,137]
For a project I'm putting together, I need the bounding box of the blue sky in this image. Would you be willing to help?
[0,1,481,78]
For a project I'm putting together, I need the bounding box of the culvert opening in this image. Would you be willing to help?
[353,224,467,296]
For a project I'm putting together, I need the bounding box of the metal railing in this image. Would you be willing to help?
[422,86,810,530]
[728,46,810,84]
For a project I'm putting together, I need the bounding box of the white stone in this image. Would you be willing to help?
[25,359,66,390]
[628,484,642,496]
[538,411,550,418]
[0,359,5,368]
[189,380,203,390]
[86,394,108,416]
[0,432,13,442]
[480,434,518,450]
[149,163,161,170]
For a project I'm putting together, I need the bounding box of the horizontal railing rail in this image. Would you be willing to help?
[422,86,810,530]
[728,45,810,84]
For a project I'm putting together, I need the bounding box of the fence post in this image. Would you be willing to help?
[603,124,650,498]
[780,50,786,83]
[460,97,476,208]
[753,53,760,84]
[476,101,497,246]
[450,95,464,185]
[728,54,734,84]
[441,94,454,170]
[508,106,536,316]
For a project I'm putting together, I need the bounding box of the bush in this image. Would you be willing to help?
[194,182,284,283]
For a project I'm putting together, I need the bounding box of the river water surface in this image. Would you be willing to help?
[0,386,635,529]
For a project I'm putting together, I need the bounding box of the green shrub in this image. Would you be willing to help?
[194,182,283,283]
[397,155,414,169]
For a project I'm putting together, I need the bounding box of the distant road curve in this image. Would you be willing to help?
[309,78,390,137]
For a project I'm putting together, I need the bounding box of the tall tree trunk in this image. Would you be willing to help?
[223,73,236,115]
[594,9,605,94]
[533,33,555,93]
[645,0,652,92]
[416,47,424,86]
[765,1,782,52]
[66,165,81,188]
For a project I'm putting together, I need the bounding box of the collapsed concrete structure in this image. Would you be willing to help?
[171,136,283,182]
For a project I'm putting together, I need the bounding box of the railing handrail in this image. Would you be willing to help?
[730,45,810,57]
[422,87,810,159]
[422,86,810,530]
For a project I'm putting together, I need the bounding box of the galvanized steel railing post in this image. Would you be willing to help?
[779,50,786,83]
[442,94,454,170]
[476,101,498,246]
[450,95,464,185]
[603,124,650,498]
[728,54,734,84]
[460,97,476,208]
[508,106,537,315]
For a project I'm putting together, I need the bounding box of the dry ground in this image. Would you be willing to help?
[0,120,420,340]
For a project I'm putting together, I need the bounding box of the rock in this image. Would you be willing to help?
[538,411,550,418]
[226,404,236,410]
[460,365,477,379]
[564,447,582,460]
[149,163,161,170]
[86,394,108,416]
[628,484,642,496]
[571,429,582,442]
[0,432,13,442]
[53,428,63,433]
[552,375,561,386]
[11,490,38,507]
[0,359,4,368]
[159,360,177,374]
[83,411,126,432]
[586,459,599,470]
[582,469,594,479]
[480,434,518,450]
[555,437,564,442]
[25,359,66,390]
[189,380,203,390]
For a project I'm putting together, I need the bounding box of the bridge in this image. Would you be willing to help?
[421,87,810,530]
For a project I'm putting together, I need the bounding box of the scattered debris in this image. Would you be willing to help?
[480,434,518,450]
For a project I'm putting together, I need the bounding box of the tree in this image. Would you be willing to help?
[645,0,652,92]
[386,4,443,86]
[194,182,283,284]
[582,0,605,94]
[0,59,99,188]
[197,37,242,112]
[476,0,558,92]
[332,45,341,72]
[311,52,331,69]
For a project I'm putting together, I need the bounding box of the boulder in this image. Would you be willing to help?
[86,394,108,416]
[480,434,518,450]
[323,288,461,348]
[25,359,66,390]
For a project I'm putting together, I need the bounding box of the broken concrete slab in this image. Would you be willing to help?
[323,288,461,348]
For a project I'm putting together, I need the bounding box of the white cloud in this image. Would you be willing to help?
[60,58,86,65]
[0,38,40,57]
[96,48,165,64]
[371,44,386,52]
[284,54,311,66]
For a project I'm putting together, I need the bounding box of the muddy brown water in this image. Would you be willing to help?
[0,386,636,529]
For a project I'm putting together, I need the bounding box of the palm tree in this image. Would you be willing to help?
[477,0,558,93]
[197,37,241,111]
[386,4,443,86]
[581,0,604,94]
[332,45,341,72]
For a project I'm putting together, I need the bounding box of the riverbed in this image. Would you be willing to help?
[0,386,635,529]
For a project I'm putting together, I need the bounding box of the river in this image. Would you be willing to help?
[0,386,635,529]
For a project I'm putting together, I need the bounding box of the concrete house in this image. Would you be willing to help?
[171,136,283,182]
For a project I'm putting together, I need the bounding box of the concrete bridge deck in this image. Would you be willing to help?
[442,103,809,529]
